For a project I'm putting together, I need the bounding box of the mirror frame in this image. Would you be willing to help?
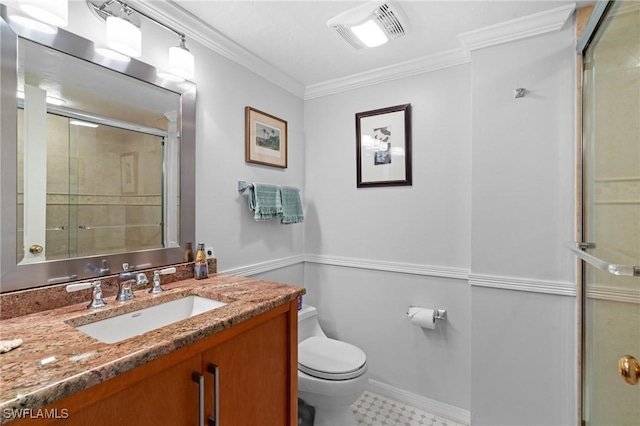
[0,5,196,293]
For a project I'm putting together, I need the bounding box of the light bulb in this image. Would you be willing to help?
[351,20,388,48]
[169,37,195,80]
[106,15,141,58]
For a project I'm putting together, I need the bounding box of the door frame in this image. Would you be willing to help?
[575,2,620,425]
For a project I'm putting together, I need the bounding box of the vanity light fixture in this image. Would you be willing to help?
[327,1,409,50]
[106,5,142,58]
[18,0,68,28]
[169,35,195,80]
[88,0,196,80]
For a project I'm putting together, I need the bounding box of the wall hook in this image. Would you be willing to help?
[514,88,526,98]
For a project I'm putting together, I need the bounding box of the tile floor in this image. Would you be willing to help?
[350,391,467,426]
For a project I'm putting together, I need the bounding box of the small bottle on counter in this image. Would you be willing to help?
[193,243,209,280]
[184,242,194,262]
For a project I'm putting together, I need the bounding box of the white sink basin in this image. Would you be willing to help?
[74,295,227,344]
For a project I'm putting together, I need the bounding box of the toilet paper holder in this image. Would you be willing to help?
[407,306,447,321]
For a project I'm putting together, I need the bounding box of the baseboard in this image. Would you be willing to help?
[367,379,471,425]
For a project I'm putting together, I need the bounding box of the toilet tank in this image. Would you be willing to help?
[298,304,326,342]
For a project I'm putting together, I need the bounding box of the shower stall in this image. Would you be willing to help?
[570,1,640,424]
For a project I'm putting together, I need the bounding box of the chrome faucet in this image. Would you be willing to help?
[116,263,149,301]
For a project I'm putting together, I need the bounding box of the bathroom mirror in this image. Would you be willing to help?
[0,5,196,293]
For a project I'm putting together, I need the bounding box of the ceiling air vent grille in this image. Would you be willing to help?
[332,24,367,49]
[374,3,406,39]
[327,1,410,50]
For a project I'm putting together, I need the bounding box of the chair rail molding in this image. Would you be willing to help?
[221,253,582,298]
[469,273,576,297]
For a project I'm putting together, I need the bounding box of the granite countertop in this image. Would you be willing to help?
[0,274,304,421]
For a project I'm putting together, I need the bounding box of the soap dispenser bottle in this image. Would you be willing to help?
[194,243,209,280]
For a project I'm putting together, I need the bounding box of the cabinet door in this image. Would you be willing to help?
[202,313,290,426]
[43,354,203,426]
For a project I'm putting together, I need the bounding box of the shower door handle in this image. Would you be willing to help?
[565,242,640,277]
[618,355,640,385]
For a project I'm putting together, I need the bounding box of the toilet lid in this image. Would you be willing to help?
[298,336,367,380]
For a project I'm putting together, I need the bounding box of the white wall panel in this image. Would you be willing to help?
[304,262,471,411]
[469,20,577,426]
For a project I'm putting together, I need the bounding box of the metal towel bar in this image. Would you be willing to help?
[237,180,252,191]
[566,242,640,277]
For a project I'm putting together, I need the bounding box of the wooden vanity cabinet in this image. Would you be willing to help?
[202,306,290,425]
[12,301,298,426]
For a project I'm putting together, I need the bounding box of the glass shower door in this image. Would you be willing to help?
[579,1,640,424]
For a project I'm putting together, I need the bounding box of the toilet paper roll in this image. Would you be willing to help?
[407,307,436,329]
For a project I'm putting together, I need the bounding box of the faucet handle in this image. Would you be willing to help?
[66,280,107,309]
[149,267,176,294]
[66,281,94,293]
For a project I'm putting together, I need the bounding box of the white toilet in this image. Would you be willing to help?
[298,304,369,426]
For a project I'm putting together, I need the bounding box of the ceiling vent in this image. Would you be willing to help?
[327,1,410,49]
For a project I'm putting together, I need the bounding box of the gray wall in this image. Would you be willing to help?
[302,15,577,426]
[303,63,473,413]
[65,2,306,282]
[469,20,577,426]
[59,3,579,425]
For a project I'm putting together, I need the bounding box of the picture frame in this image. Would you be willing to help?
[120,152,138,194]
[356,103,412,188]
[245,106,288,168]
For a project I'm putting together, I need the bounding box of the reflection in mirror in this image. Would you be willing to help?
[1,5,196,293]
[17,108,166,263]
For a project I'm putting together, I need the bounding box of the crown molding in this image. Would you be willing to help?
[458,3,576,54]
[304,48,470,100]
[137,1,577,100]
[130,0,305,98]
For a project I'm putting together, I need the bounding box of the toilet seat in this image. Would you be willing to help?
[298,336,367,381]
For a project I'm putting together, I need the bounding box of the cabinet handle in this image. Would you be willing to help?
[206,363,220,426]
[192,372,205,426]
